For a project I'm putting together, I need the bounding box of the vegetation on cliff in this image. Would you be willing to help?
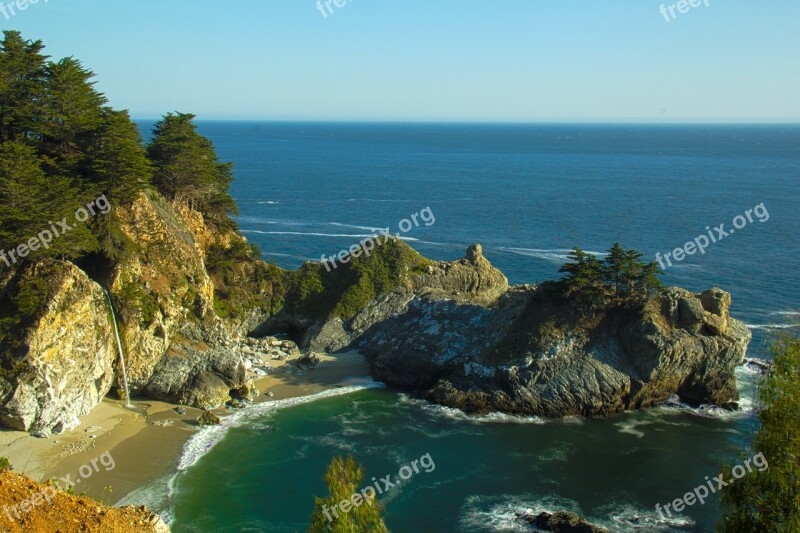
[556,243,662,311]
[719,336,800,531]
[283,237,431,323]
[0,30,246,269]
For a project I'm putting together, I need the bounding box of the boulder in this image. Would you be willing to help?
[197,410,221,426]
[517,511,609,533]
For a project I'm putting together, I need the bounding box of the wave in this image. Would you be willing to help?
[328,222,386,232]
[129,382,385,526]
[769,310,800,316]
[398,394,548,425]
[745,323,800,330]
[240,230,380,239]
[236,215,306,227]
[498,247,606,263]
[345,198,401,203]
[458,494,694,532]
[659,394,756,421]
[177,382,384,472]
[414,240,454,247]
[257,200,279,205]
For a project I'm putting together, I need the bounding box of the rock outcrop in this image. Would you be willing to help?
[0,261,117,437]
[0,190,281,434]
[282,243,751,417]
[516,511,609,533]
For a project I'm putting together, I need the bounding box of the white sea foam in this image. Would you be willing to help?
[328,222,385,232]
[616,419,652,438]
[236,215,305,226]
[130,382,385,526]
[745,323,800,330]
[598,502,695,531]
[498,247,606,263]
[459,494,695,533]
[240,230,379,238]
[770,310,800,316]
[659,394,756,421]
[177,382,384,473]
[398,394,547,425]
[257,200,279,205]
[458,494,581,532]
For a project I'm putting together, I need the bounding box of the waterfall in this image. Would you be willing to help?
[102,286,133,408]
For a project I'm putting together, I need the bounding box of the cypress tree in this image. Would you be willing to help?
[147,113,238,227]
[0,31,48,143]
[309,456,388,533]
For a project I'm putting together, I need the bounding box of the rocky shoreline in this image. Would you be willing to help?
[0,189,752,438]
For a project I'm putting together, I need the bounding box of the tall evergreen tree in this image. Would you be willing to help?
[309,456,388,533]
[87,108,152,202]
[0,31,48,143]
[603,242,628,297]
[558,248,606,309]
[0,141,96,261]
[147,113,238,227]
[40,57,107,175]
[718,337,800,531]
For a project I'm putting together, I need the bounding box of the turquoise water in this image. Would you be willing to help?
[155,382,758,532]
[130,123,799,532]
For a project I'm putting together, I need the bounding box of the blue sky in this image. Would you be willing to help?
[3,0,799,122]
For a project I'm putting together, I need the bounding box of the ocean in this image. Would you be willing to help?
[131,122,800,532]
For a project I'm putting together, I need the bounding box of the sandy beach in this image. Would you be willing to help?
[0,351,370,505]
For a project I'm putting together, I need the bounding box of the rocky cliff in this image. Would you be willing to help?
[272,243,751,417]
[0,190,280,435]
[0,189,752,434]
[0,469,168,532]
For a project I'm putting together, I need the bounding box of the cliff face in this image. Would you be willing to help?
[0,190,272,435]
[0,188,753,433]
[295,244,751,417]
[0,261,117,437]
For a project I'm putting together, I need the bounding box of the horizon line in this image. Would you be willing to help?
[131,118,800,126]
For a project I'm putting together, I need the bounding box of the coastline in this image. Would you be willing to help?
[0,350,370,506]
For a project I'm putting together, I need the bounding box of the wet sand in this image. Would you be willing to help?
[0,351,370,504]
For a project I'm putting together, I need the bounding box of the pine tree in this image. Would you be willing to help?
[147,113,238,227]
[0,31,48,143]
[0,141,96,261]
[87,108,152,202]
[39,57,106,175]
[309,456,388,533]
[718,337,800,531]
[603,242,627,297]
[636,261,663,300]
[558,248,607,310]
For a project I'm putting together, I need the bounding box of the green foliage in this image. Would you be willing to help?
[116,278,160,327]
[0,456,11,471]
[0,31,48,143]
[0,273,56,355]
[286,238,431,322]
[207,238,286,319]
[718,337,800,531]
[147,113,238,228]
[39,57,107,174]
[51,477,74,495]
[557,243,662,312]
[309,456,388,533]
[0,31,152,268]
